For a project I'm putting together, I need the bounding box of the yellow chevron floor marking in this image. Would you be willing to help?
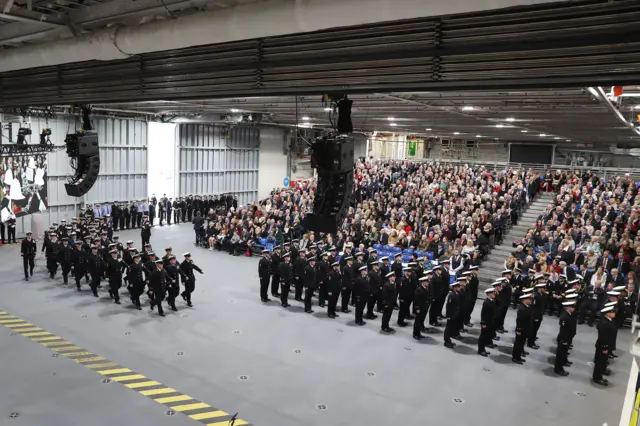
[42,341,72,347]
[62,351,93,357]
[172,403,211,412]
[15,327,42,333]
[53,346,84,352]
[111,374,146,382]
[155,395,192,404]
[5,322,34,328]
[207,420,248,426]
[97,368,132,375]
[0,311,253,426]
[189,411,228,421]
[21,331,52,337]
[125,381,160,389]
[31,336,62,342]
[139,388,177,396]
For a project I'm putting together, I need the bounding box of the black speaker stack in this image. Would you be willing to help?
[64,131,101,197]
[304,134,354,234]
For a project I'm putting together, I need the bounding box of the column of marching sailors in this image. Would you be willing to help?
[259,241,620,387]
[19,219,203,317]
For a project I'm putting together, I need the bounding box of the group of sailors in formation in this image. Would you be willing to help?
[19,217,203,317]
[258,241,622,387]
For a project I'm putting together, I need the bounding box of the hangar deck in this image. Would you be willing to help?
[0,224,632,426]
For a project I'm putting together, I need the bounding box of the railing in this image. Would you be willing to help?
[371,158,640,181]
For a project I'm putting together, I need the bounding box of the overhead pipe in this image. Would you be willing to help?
[0,0,568,73]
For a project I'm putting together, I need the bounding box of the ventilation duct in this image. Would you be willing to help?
[0,0,569,73]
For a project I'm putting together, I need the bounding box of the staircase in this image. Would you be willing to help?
[477,192,556,297]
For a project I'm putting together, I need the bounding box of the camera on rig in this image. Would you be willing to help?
[40,128,52,145]
[16,127,32,145]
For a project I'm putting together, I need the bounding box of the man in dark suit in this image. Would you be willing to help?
[600,251,613,273]
[571,248,585,267]
[559,261,576,281]
[614,252,630,276]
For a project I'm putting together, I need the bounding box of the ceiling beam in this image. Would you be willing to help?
[0,11,66,27]
[0,0,227,45]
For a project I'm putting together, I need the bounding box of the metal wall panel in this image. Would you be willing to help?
[177,124,259,206]
[84,118,148,205]
[4,115,147,236]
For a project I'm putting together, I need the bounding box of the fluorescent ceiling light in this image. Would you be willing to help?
[539,134,546,137]
[302,116,310,121]
[462,106,474,111]
[505,117,515,122]
[475,135,481,138]
[566,139,571,142]
[390,122,397,127]
[324,107,331,111]
[554,137,560,140]
[425,128,432,131]
[297,123,313,128]
[496,124,504,128]
[454,132,460,135]
[230,108,240,113]
[521,130,528,133]
[387,117,395,121]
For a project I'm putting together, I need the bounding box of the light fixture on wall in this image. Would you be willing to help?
[389,123,397,127]
[453,132,460,135]
[425,128,432,131]
[554,137,560,140]
[387,117,395,121]
[475,134,481,138]
[496,124,504,128]
[302,116,310,121]
[505,117,515,122]
[324,107,331,111]
[521,130,528,133]
[539,133,546,137]
[230,108,240,113]
[462,106,474,111]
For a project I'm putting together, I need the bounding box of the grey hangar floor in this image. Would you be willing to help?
[0,223,632,426]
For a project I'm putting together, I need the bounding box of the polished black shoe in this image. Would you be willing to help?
[305,309,314,314]
[171,306,177,311]
[273,293,281,297]
[461,328,468,333]
[406,315,415,320]
[438,315,445,320]
[493,336,500,341]
[261,298,270,303]
[444,342,455,349]
[397,322,408,327]
[413,334,424,340]
[382,327,395,333]
[342,309,352,314]
[603,368,612,376]
[318,304,325,308]
[159,312,165,317]
[465,322,474,327]
[528,344,540,350]
[294,298,303,302]
[136,306,142,311]
[523,350,530,356]
[356,321,366,326]
[564,361,573,367]
[114,300,121,305]
[487,344,498,349]
[366,314,378,320]
[592,378,608,386]
[512,358,524,365]
[609,352,619,359]
[187,303,193,307]
[452,335,463,341]
[479,351,489,357]
[555,370,569,377]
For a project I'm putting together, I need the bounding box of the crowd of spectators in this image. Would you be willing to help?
[505,169,640,318]
[193,160,543,267]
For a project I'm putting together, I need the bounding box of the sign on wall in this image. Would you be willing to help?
[0,153,48,223]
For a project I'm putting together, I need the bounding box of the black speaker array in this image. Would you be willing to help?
[64,131,100,197]
[304,135,354,234]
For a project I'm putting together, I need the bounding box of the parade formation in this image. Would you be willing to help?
[21,215,203,317]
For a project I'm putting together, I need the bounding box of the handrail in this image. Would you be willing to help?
[370,157,640,180]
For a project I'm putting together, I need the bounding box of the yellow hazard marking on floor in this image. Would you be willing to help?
[0,311,253,426]
[140,388,177,396]
[155,395,192,404]
[98,368,132,375]
[125,381,160,389]
[173,403,211,412]
[189,411,228,421]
